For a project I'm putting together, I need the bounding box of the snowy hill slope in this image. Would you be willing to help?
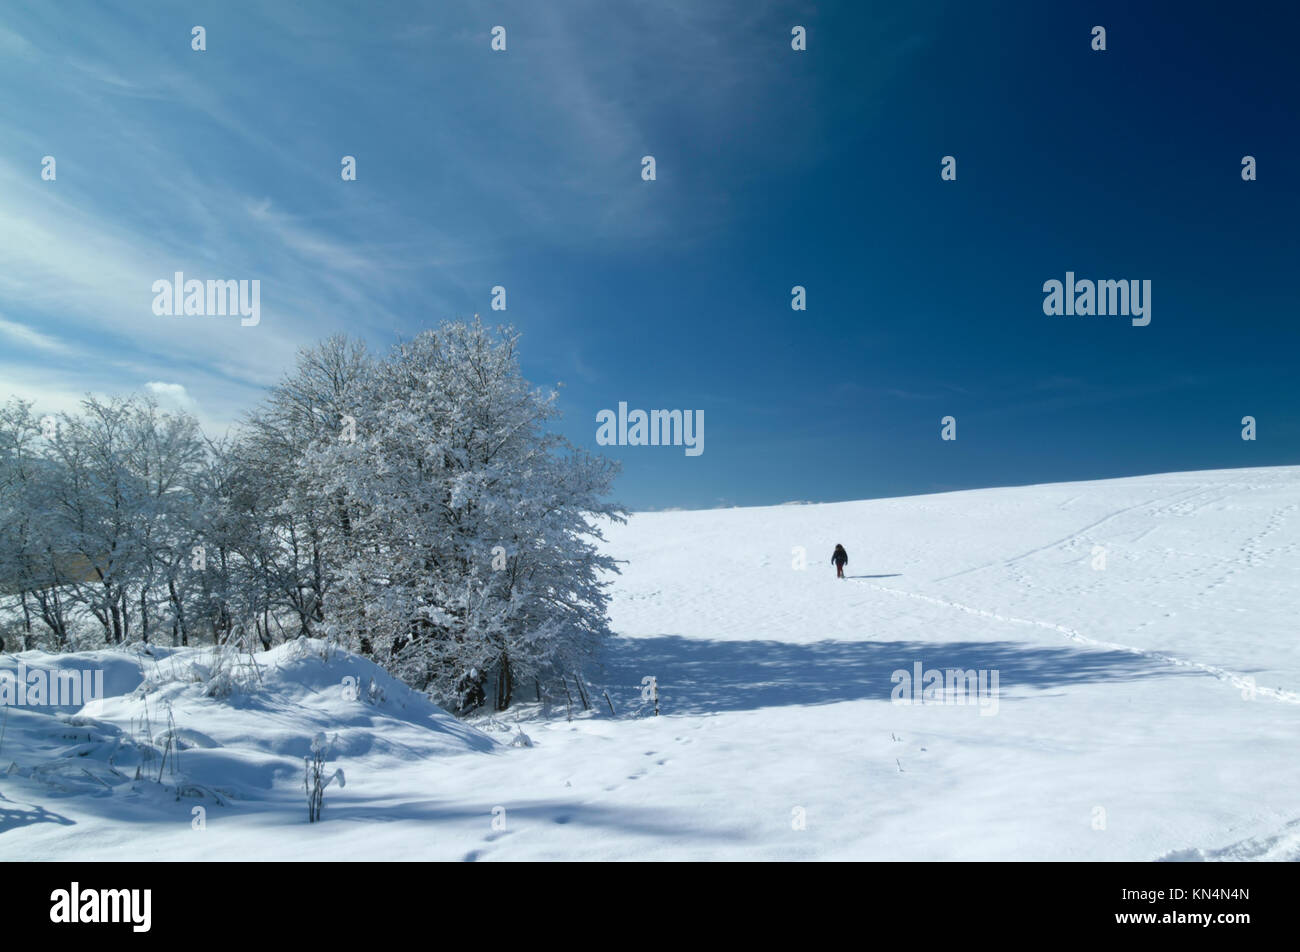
[594,465,1300,860]
[1,466,1297,860]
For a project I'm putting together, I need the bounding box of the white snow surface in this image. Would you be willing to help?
[1,465,1298,861]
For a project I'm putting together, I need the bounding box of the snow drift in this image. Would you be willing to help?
[0,639,493,816]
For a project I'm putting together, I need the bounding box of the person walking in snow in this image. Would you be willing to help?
[831,543,848,579]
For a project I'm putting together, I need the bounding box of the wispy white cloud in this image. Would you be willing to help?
[0,314,71,354]
[0,22,34,58]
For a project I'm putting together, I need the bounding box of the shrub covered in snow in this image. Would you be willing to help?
[304,731,344,822]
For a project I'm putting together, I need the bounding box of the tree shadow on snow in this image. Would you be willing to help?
[844,574,902,579]
[0,801,77,835]
[599,635,1197,715]
[321,798,748,844]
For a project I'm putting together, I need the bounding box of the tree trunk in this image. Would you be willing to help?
[494,655,513,711]
[19,591,34,650]
[169,578,188,646]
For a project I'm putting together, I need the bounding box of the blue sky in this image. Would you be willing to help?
[0,1,1296,510]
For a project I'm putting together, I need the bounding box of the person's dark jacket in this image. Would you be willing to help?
[831,545,848,566]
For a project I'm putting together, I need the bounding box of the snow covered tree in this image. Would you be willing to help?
[0,395,211,649]
[315,320,624,711]
[35,396,208,646]
[239,335,371,639]
[42,397,151,644]
[122,399,205,645]
[0,400,73,648]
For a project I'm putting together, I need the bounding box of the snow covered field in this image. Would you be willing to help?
[2,465,1298,861]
